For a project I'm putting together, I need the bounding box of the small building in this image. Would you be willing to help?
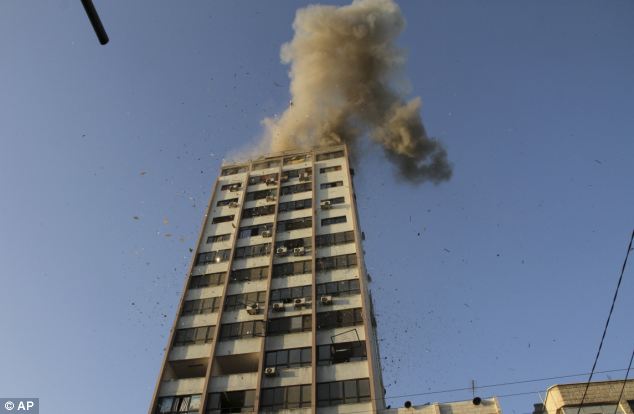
[536,379,634,414]
[385,398,501,414]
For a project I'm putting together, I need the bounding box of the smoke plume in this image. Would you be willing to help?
[262,0,451,184]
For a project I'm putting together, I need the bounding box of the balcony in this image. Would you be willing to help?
[316,360,368,383]
[159,377,205,396]
[208,372,258,392]
[169,343,212,361]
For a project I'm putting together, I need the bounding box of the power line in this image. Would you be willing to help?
[383,368,630,402]
[329,389,554,414]
[576,229,634,414]
[304,367,632,414]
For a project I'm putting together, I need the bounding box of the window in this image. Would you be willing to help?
[216,198,238,207]
[265,347,312,369]
[212,215,234,224]
[238,223,272,239]
[220,183,242,192]
[234,243,271,259]
[316,231,355,247]
[189,272,225,289]
[316,308,363,330]
[317,279,360,297]
[316,150,344,161]
[317,378,370,407]
[278,198,312,212]
[242,204,275,218]
[253,159,281,170]
[272,260,312,278]
[317,341,366,365]
[173,325,215,346]
[181,297,221,315]
[248,173,278,185]
[245,188,276,202]
[157,394,201,414]
[196,249,232,265]
[230,266,268,283]
[275,237,311,251]
[281,167,312,182]
[321,196,345,206]
[221,166,247,176]
[267,315,312,335]
[206,233,231,244]
[315,253,357,271]
[320,165,342,173]
[283,154,310,165]
[321,216,347,226]
[224,291,267,311]
[320,181,343,189]
[277,217,312,232]
[270,285,312,303]
[206,390,255,414]
[260,385,311,410]
[282,167,312,180]
[280,182,312,195]
[219,321,265,340]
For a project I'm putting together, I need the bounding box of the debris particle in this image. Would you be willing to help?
[133,216,140,220]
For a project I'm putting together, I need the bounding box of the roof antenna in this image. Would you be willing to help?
[81,0,109,45]
[472,379,482,405]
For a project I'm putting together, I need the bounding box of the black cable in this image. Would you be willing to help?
[311,366,633,414]
[576,229,634,414]
[331,389,549,414]
[81,0,109,45]
[612,347,634,414]
[382,368,629,402]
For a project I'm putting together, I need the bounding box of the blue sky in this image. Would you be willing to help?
[1,1,633,413]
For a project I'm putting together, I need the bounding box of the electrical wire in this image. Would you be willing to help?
[382,368,630,402]
[323,389,550,414]
[576,229,634,414]
[612,347,634,414]
[306,367,634,412]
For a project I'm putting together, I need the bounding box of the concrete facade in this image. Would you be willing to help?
[384,398,501,414]
[149,145,386,414]
[538,380,634,414]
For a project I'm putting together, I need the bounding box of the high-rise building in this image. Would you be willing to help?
[149,144,385,414]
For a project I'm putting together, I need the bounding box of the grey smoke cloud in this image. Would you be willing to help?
[262,0,452,184]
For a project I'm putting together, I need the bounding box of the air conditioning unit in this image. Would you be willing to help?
[261,230,272,238]
[320,200,332,210]
[266,178,277,186]
[293,246,306,256]
[228,201,239,208]
[229,185,240,192]
[245,303,260,315]
[276,246,288,256]
[294,298,307,308]
[299,172,310,182]
[264,367,278,377]
[272,302,285,312]
[320,295,333,305]
[266,195,276,202]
